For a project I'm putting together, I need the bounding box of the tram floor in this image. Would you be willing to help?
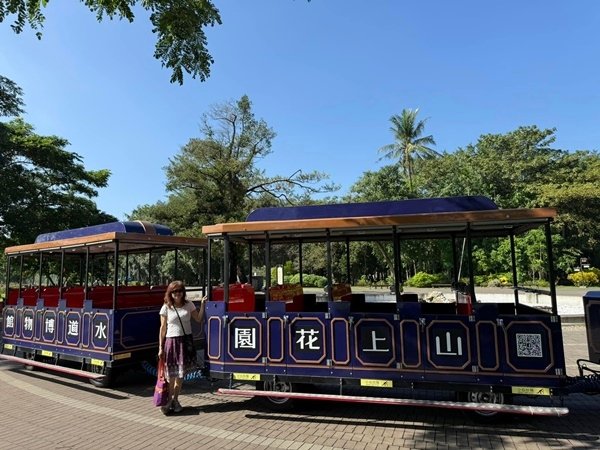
[0,324,599,450]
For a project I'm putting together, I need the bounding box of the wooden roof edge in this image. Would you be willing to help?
[4,232,207,255]
[202,207,557,235]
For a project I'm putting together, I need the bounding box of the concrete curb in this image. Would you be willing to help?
[561,315,585,325]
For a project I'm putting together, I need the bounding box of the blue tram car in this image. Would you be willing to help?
[201,196,600,417]
[1,221,207,386]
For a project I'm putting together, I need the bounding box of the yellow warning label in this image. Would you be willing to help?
[511,386,551,396]
[4,344,14,350]
[90,359,104,367]
[233,373,261,381]
[360,379,393,388]
[41,350,53,357]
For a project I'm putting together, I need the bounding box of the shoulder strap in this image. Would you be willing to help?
[173,306,186,330]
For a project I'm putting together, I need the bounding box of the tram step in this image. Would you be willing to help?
[0,354,104,380]
[217,388,569,417]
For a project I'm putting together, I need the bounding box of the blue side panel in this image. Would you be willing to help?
[583,291,600,363]
[246,196,498,222]
[35,221,173,243]
[205,305,566,389]
[2,304,114,360]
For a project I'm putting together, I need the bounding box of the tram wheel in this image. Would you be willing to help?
[258,380,295,411]
[88,366,114,388]
[23,352,37,371]
[458,391,507,421]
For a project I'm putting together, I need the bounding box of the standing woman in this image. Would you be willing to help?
[158,280,205,414]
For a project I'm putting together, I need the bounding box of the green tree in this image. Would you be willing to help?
[416,125,600,274]
[0,75,25,116]
[0,118,115,248]
[350,164,412,201]
[379,109,437,192]
[130,95,337,232]
[0,76,115,247]
[418,126,561,208]
[0,0,222,84]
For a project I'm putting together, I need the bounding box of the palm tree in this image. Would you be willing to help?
[379,109,438,192]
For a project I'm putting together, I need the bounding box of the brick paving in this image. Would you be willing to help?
[0,325,599,449]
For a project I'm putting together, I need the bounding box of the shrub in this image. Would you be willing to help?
[356,275,369,287]
[568,270,600,287]
[287,273,327,288]
[406,272,439,288]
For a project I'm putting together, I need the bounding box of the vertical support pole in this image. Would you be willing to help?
[510,232,519,306]
[84,247,90,299]
[224,234,230,304]
[393,226,401,302]
[545,219,558,315]
[104,253,109,285]
[113,241,119,310]
[59,250,65,300]
[466,223,476,303]
[345,237,351,285]
[248,241,253,285]
[38,252,43,295]
[79,254,84,285]
[6,255,12,300]
[265,233,271,302]
[19,255,24,297]
[124,252,129,286]
[174,248,179,281]
[451,235,458,285]
[207,239,212,301]
[326,230,333,302]
[298,239,303,285]
[148,250,152,286]
[202,247,207,298]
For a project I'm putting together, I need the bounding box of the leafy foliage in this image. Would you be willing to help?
[130,95,337,233]
[352,124,600,283]
[0,75,25,116]
[0,118,115,248]
[405,272,446,288]
[568,269,600,287]
[379,109,437,192]
[288,273,327,288]
[0,0,222,84]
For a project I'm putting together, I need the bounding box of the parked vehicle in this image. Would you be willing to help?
[1,221,207,387]
[201,196,600,418]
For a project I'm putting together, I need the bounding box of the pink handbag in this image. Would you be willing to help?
[153,359,169,407]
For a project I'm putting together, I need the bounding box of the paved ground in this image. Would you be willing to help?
[1,325,599,450]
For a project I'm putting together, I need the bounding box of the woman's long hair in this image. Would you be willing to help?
[164,280,187,309]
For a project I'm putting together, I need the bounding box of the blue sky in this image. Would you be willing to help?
[1,1,599,220]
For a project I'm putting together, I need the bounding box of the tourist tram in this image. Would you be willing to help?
[1,221,207,386]
[2,197,600,418]
[200,196,600,417]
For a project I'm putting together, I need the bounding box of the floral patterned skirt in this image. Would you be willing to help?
[163,335,197,381]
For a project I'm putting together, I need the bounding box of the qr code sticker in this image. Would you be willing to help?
[516,333,543,358]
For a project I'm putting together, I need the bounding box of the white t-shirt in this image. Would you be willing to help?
[159,301,196,337]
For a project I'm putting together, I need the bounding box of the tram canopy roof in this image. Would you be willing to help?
[5,222,206,255]
[202,196,556,241]
[34,221,173,243]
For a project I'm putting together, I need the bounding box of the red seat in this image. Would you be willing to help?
[116,285,165,309]
[64,286,85,309]
[40,287,60,307]
[456,292,473,315]
[21,288,38,306]
[212,283,256,312]
[331,283,352,300]
[7,289,19,305]
[269,284,304,312]
[89,286,114,309]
